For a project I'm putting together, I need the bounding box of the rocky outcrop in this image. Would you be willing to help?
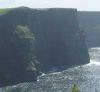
[0,25,40,87]
[0,7,90,86]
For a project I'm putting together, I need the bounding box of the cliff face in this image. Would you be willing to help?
[32,9,89,71]
[0,7,89,86]
[78,12,100,47]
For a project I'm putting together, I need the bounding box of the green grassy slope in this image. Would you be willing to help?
[0,8,11,15]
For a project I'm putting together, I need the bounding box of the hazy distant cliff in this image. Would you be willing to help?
[78,11,100,47]
[0,7,89,86]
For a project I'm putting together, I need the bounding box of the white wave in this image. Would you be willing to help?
[90,60,100,66]
[89,47,100,50]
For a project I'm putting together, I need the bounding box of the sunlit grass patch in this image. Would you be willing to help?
[0,8,11,15]
[71,84,80,92]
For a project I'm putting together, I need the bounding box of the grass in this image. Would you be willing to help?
[71,84,80,92]
[0,8,11,15]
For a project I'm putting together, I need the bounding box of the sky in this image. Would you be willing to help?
[0,0,100,11]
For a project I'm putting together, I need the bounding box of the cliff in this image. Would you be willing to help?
[78,11,100,47]
[0,7,89,86]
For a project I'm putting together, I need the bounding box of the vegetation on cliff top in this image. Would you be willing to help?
[0,8,11,15]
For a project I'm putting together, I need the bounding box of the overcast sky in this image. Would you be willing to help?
[0,0,100,11]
